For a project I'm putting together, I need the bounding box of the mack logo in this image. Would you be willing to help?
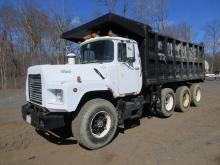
[61,69,71,73]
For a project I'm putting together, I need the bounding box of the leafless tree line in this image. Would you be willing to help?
[205,53,220,73]
[97,0,194,40]
[0,1,75,89]
[0,0,219,89]
[203,20,220,73]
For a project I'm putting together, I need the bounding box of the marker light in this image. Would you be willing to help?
[76,76,82,83]
[91,33,97,38]
[83,34,91,40]
[108,30,113,37]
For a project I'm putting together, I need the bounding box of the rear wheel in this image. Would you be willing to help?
[158,88,175,117]
[175,86,191,112]
[72,99,118,150]
[190,83,202,106]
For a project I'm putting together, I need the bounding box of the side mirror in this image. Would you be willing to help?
[126,43,135,63]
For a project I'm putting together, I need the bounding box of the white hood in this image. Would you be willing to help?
[28,64,108,84]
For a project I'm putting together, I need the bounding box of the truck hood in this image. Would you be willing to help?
[28,64,108,83]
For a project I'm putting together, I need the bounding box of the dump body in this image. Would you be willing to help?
[62,13,205,87]
[140,31,205,86]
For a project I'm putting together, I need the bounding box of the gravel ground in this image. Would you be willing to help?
[0,81,219,165]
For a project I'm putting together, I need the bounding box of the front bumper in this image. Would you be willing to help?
[21,104,65,131]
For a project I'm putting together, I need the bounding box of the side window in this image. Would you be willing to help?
[118,43,127,62]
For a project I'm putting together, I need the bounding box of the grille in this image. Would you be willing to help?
[29,74,42,105]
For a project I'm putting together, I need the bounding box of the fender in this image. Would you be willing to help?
[45,80,114,112]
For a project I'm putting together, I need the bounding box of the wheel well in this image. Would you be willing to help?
[162,82,193,92]
[75,90,115,114]
[161,81,202,92]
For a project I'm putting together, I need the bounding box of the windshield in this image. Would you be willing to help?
[80,40,114,64]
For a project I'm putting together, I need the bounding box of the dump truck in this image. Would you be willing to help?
[22,13,205,149]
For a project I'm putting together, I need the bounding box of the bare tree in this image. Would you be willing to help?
[19,1,49,65]
[164,22,193,41]
[132,0,167,33]
[204,20,220,73]
[49,1,76,64]
[96,0,117,13]
[213,53,220,72]
[122,0,129,16]
[0,1,82,89]
[152,0,167,33]
[0,4,18,89]
[176,22,193,41]
[132,0,152,24]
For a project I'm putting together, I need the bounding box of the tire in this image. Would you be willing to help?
[72,99,118,150]
[190,83,202,106]
[175,86,191,112]
[157,88,175,118]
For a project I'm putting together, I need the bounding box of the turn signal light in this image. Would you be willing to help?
[76,76,81,83]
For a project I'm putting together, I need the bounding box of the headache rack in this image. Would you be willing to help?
[29,74,42,105]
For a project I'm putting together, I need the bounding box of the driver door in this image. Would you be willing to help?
[117,41,142,95]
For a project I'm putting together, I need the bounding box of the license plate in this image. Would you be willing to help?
[26,114,31,124]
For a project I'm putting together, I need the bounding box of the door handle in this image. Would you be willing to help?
[134,67,140,70]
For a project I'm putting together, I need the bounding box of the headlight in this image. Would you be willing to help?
[55,89,63,102]
[47,89,64,104]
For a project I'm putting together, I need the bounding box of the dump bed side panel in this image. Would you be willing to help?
[141,31,205,86]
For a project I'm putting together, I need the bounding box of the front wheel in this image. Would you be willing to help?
[72,99,118,150]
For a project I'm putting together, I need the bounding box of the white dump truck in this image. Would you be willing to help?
[22,13,205,149]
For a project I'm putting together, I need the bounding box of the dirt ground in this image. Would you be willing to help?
[0,81,220,165]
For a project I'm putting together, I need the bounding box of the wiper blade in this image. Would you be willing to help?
[82,60,103,64]
[89,60,99,63]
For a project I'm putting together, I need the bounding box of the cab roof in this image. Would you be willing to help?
[61,13,152,42]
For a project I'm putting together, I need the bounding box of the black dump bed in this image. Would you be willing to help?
[62,13,205,86]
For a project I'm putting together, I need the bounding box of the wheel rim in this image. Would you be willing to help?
[90,111,111,138]
[165,93,174,111]
[183,92,190,107]
[196,88,201,102]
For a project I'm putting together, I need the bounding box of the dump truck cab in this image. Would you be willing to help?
[79,36,142,96]
[25,36,142,112]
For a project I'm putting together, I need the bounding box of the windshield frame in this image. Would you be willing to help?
[80,39,114,64]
